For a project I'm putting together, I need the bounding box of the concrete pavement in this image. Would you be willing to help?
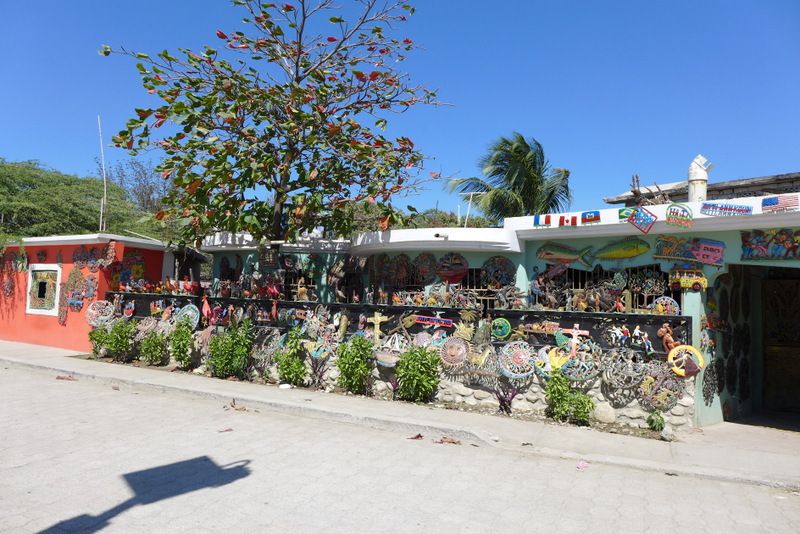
[1,339,799,490]
[2,364,799,533]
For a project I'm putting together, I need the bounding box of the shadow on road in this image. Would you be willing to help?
[40,456,251,533]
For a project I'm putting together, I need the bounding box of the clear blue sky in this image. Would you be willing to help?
[2,0,798,215]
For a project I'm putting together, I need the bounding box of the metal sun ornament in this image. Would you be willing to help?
[85,300,115,327]
[499,341,537,380]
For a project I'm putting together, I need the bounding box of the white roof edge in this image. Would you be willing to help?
[350,227,521,256]
[21,233,167,250]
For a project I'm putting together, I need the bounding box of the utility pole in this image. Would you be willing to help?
[97,115,109,232]
[459,192,477,228]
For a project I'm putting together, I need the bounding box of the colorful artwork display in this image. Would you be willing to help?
[482,256,516,287]
[28,270,58,310]
[536,242,593,268]
[653,236,726,266]
[740,228,800,260]
[700,202,752,217]
[412,253,437,284]
[761,194,798,214]
[436,252,469,283]
[591,237,650,261]
[627,207,658,234]
[665,203,693,228]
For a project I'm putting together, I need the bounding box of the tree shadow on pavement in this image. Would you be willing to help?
[40,456,251,533]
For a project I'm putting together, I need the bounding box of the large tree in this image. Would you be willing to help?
[447,133,571,222]
[104,0,436,246]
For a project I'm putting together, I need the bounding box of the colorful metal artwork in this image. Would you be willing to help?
[602,348,646,389]
[28,269,58,310]
[85,275,98,299]
[134,317,159,342]
[536,242,593,268]
[761,194,799,214]
[669,268,707,292]
[415,315,453,328]
[740,228,800,260]
[436,252,469,283]
[440,337,470,369]
[385,253,412,286]
[581,211,601,225]
[85,300,115,327]
[65,269,87,312]
[411,253,437,284]
[700,202,752,217]
[482,256,516,287]
[638,361,684,412]
[652,296,680,315]
[174,304,201,330]
[627,206,658,234]
[591,237,650,261]
[73,246,89,270]
[491,318,512,339]
[36,250,47,262]
[281,254,298,271]
[702,360,718,406]
[667,345,705,378]
[653,236,726,266]
[57,281,68,325]
[2,272,15,298]
[499,341,536,380]
[665,203,693,228]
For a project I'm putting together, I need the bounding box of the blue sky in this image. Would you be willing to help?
[2,0,798,215]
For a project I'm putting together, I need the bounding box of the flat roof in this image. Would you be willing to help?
[20,233,167,251]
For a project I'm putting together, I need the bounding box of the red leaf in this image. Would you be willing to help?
[369,71,380,81]
[327,36,338,42]
[378,215,390,230]
[216,30,228,39]
[282,3,295,11]
[403,38,413,44]
[155,211,165,221]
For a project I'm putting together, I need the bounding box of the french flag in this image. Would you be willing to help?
[558,215,578,227]
[533,214,551,227]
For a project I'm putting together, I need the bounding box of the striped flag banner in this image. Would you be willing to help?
[558,215,578,227]
[762,194,799,214]
[533,214,552,227]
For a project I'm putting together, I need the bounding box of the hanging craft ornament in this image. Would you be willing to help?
[65,269,87,312]
[134,317,159,342]
[638,361,684,412]
[85,275,98,299]
[413,331,433,347]
[174,304,201,330]
[499,341,536,380]
[602,348,646,389]
[667,345,704,378]
[57,282,68,326]
[73,245,89,270]
[385,253,411,287]
[439,337,470,369]
[481,256,516,287]
[702,359,718,406]
[85,300,115,327]
[491,318,512,339]
[436,252,469,284]
[651,296,680,315]
[412,253,438,284]
[87,247,101,273]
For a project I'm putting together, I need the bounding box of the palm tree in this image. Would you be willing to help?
[448,133,571,222]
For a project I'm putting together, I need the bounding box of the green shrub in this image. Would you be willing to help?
[107,320,136,362]
[208,320,254,379]
[169,318,195,368]
[647,411,666,432]
[396,346,440,403]
[336,336,374,394]
[274,327,307,386]
[88,327,111,357]
[139,331,168,366]
[545,370,594,425]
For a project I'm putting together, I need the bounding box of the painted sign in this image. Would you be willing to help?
[581,211,601,225]
[654,236,726,266]
[627,207,658,234]
[761,195,799,214]
[700,202,753,217]
[415,315,454,328]
[536,242,593,268]
[665,203,693,228]
[618,207,635,222]
[592,237,650,261]
[741,228,800,260]
[532,214,552,227]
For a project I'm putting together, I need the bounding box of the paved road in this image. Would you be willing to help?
[1,366,798,533]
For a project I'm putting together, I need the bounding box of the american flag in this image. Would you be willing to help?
[762,195,799,214]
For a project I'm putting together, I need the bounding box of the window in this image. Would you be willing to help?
[26,264,61,316]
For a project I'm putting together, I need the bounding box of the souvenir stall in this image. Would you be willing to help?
[0,234,173,352]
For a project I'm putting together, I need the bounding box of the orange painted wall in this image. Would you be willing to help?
[0,242,164,352]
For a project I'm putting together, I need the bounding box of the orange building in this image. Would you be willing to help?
[0,234,169,352]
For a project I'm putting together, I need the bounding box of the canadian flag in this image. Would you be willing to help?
[558,215,578,227]
[533,214,551,227]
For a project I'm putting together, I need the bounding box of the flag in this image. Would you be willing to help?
[558,215,578,227]
[762,195,799,214]
[533,214,551,227]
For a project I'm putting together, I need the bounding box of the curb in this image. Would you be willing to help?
[3,356,798,491]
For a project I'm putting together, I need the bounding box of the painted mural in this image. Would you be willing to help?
[740,228,800,260]
[653,235,726,266]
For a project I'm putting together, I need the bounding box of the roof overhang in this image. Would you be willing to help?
[20,233,167,251]
[350,227,521,256]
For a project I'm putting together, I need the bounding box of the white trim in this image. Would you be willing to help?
[350,227,522,255]
[25,263,61,317]
[21,233,167,251]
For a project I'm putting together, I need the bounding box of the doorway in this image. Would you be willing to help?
[762,278,800,412]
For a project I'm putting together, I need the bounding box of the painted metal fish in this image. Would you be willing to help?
[591,238,650,261]
[536,242,593,268]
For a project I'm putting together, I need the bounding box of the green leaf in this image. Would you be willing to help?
[329,16,344,23]
[99,45,112,56]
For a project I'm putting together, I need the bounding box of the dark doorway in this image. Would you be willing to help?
[762,277,800,412]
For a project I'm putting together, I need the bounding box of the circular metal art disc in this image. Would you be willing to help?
[440,337,470,369]
[86,300,115,327]
[499,341,535,380]
[174,304,201,330]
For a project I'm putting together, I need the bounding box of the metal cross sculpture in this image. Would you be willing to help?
[368,311,390,344]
